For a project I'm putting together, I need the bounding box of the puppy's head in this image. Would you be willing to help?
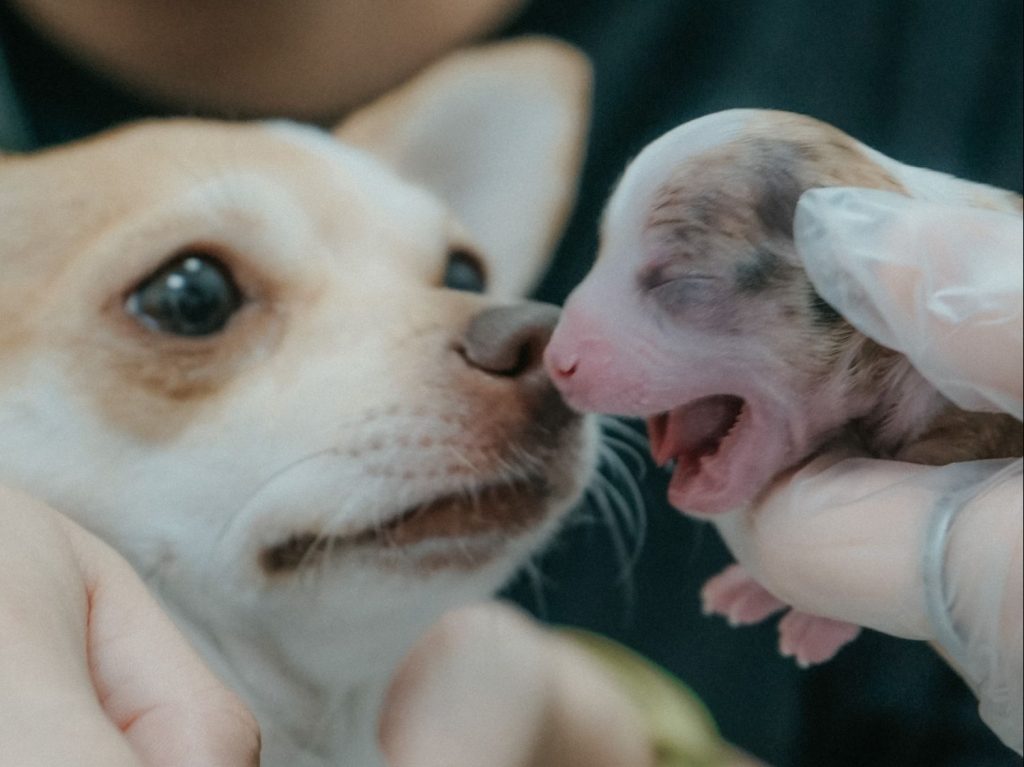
[546,108,1020,515]
[0,39,594,679]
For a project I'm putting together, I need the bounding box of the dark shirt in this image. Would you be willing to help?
[2,1,1020,764]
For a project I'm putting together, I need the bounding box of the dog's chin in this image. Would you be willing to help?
[259,477,562,575]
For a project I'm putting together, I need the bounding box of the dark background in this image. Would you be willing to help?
[501,3,1021,765]
[3,1,1021,764]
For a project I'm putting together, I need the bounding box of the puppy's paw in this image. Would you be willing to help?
[700,564,787,626]
[777,610,861,668]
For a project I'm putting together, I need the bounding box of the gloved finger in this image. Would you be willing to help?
[794,187,1023,419]
[715,449,935,640]
[941,459,1023,753]
[714,450,1018,643]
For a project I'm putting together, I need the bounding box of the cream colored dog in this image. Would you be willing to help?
[0,40,597,766]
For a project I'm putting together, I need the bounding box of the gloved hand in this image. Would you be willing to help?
[713,187,1023,754]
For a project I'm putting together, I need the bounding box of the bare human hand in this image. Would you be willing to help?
[0,484,261,767]
[380,602,764,767]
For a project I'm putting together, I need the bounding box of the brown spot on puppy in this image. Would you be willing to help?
[749,139,808,239]
[641,114,911,344]
[551,106,1019,562]
[734,247,787,293]
[647,121,905,258]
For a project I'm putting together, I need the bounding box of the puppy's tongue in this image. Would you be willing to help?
[647,395,744,512]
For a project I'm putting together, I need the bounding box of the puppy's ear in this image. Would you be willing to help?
[335,38,591,298]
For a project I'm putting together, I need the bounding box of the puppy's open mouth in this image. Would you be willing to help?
[647,394,749,514]
[260,479,550,574]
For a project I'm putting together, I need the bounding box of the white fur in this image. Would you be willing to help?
[0,40,594,766]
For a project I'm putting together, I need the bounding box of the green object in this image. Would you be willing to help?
[563,628,735,767]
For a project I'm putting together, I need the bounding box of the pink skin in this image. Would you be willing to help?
[545,285,809,516]
[545,287,861,665]
[699,564,787,626]
[543,110,865,665]
[700,565,862,668]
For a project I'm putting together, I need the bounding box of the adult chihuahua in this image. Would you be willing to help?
[0,39,596,766]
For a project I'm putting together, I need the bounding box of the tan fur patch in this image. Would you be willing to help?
[646,113,906,247]
[641,110,1020,469]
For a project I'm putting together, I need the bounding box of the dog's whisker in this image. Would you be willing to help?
[447,444,482,474]
[596,441,648,543]
[599,419,650,473]
[599,415,649,450]
[218,447,339,532]
[592,470,645,575]
[585,479,627,563]
[582,478,636,611]
[599,433,649,478]
[597,414,641,439]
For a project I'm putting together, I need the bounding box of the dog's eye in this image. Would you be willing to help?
[442,249,487,293]
[126,251,242,336]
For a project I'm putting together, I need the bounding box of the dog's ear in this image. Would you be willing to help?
[335,38,591,298]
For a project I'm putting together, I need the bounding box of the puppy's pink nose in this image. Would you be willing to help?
[542,305,615,412]
[461,302,560,378]
[542,339,578,382]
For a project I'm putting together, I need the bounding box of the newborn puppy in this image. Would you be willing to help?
[0,40,595,766]
[545,108,1022,665]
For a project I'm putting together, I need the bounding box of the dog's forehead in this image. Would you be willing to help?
[3,119,448,263]
[596,109,901,267]
[602,110,758,238]
[0,118,460,344]
[43,118,444,221]
[260,120,441,213]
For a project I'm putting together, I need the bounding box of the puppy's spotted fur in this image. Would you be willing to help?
[546,108,1021,665]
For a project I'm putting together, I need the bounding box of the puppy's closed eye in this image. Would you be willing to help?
[126,248,244,336]
[639,266,725,320]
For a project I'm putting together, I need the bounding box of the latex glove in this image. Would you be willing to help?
[796,187,1022,420]
[714,188,1023,753]
[0,484,261,767]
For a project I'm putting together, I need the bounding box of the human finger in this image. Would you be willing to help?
[0,485,145,767]
[64,515,261,767]
[715,451,1019,642]
[380,602,652,767]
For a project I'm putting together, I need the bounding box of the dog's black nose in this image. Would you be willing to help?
[461,302,561,378]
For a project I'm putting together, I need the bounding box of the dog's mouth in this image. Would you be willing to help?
[260,478,551,574]
[647,394,786,515]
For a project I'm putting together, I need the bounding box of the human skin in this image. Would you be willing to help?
[7,0,528,120]
[379,604,656,767]
[0,484,260,767]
